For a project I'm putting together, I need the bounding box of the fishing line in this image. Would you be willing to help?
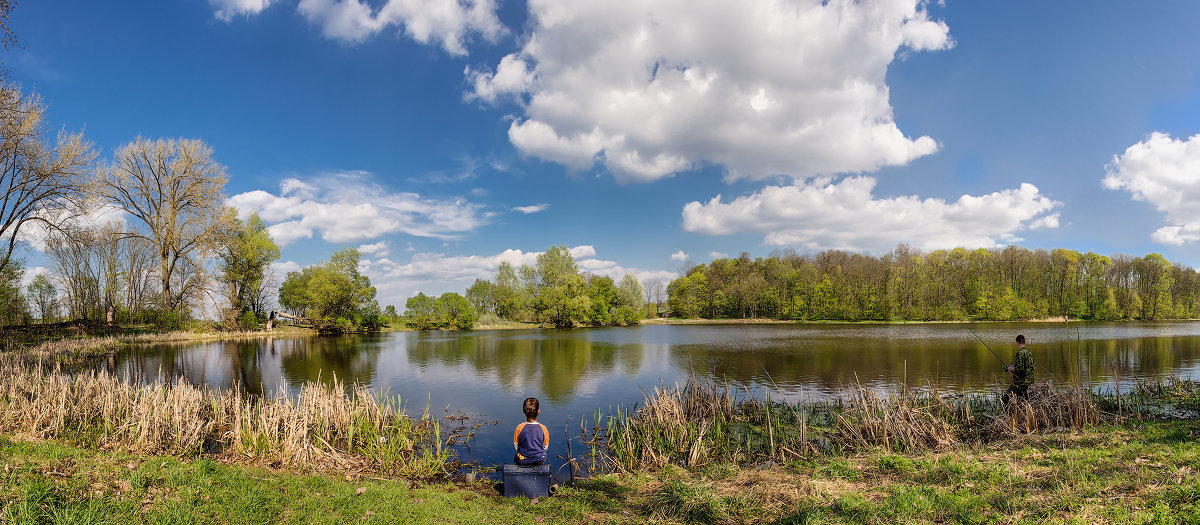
[969,330,1008,368]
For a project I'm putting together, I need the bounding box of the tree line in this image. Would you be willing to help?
[447,244,646,329]
[668,246,1200,321]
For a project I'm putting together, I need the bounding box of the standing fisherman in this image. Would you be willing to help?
[1003,334,1035,404]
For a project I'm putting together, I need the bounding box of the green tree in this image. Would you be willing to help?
[537,273,590,328]
[277,248,377,332]
[616,273,644,312]
[25,273,57,323]
[438,292,477,330]
[0,260,28,326]
[465,278,497,315]
[404,293,440,330]
[216,210,280,320]
[586,275,617,325]
[536,245,578,288]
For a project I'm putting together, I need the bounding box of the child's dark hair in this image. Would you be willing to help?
[522,397,540,419]
[1016,334,1026,344]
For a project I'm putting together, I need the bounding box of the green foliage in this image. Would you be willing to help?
[667,245,1200,322]
[404,293,439,330]
[612,306,642,326]
[216,211,280,319]
[0,261,30,326]
[236,309,258,330]
[277,248,378,332]
[25,273,58,324]
[438,292,477,330]
[403,292,477,330]
[617,273,644,311]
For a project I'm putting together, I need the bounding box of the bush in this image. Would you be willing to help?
[612,306,642,326]
[237,310,258,330]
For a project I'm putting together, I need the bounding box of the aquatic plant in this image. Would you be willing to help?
[592,378,1115,473]
[0,357,459,477]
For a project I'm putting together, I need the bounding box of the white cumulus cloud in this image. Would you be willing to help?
[467,0,952,183]
[359,241,390,257]
[670,250,689,261]
[709,251,728,259]
[295,0,505,55]
[512,203,550,214]
[682,176,1060,252]
[227,171,485,247]
[210,0,277,21]
[1103,132,1200,245]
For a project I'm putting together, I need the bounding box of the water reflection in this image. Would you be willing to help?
[108,322,1200,465]
[113,324,1200,398]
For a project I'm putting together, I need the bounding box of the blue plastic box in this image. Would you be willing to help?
[502,464,550,498]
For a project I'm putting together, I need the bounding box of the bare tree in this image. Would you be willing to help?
[0,87,96,275]
[0,1,20,79]
[95,137,228,312]
[95,223,124,324]
[45,228,99,321]
[123,235,155,323]
[643,278,666,317]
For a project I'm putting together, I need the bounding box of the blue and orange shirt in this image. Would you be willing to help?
[513,421,549,464]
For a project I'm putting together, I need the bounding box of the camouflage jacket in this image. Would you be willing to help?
[1011,346,1035,389]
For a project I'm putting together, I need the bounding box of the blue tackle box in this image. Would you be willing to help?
[502,464,550,498]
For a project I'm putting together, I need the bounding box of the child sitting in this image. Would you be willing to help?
[513,397,549,466]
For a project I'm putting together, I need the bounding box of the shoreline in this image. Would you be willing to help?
[641,316,1200,326]
[2,418,1196,523]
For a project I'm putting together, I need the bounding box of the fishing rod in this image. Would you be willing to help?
[970,331,1008,368]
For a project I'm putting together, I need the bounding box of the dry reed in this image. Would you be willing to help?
[598,378,1111,473]
[0,356,452,477]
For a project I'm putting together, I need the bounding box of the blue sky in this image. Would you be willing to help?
[9,0,1200,309]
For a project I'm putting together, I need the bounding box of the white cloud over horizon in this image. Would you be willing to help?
[670,250,689,261]
[226,171,486,247]
[682,176,1061,252]
[1103,132,1200,245]
[467,0,952,183]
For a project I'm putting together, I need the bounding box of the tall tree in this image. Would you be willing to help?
[216,210,280,320]
[278,248,377,331]
[25,272,56,323]
[95,137,228,311]
[617,273,644,311]
[0,88,96,275]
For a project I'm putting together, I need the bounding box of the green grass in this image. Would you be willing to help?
[5,419,1199,523]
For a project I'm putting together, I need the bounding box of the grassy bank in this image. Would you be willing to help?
[2,419,1197,524]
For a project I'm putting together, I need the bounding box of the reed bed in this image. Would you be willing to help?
[592,378,1112,473]
[0,357,454,477]
[2,330,297,367]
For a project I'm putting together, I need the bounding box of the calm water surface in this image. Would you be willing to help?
[108,322,1200,470]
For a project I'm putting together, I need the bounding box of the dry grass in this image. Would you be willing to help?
[0,356,454,477]
[598,378,1110,473]
[2,330,308,365]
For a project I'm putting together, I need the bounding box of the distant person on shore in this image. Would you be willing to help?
[513,397,549,466]
[1003,334,1035,404]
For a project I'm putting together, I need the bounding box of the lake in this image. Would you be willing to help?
[108,321,1200,471]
